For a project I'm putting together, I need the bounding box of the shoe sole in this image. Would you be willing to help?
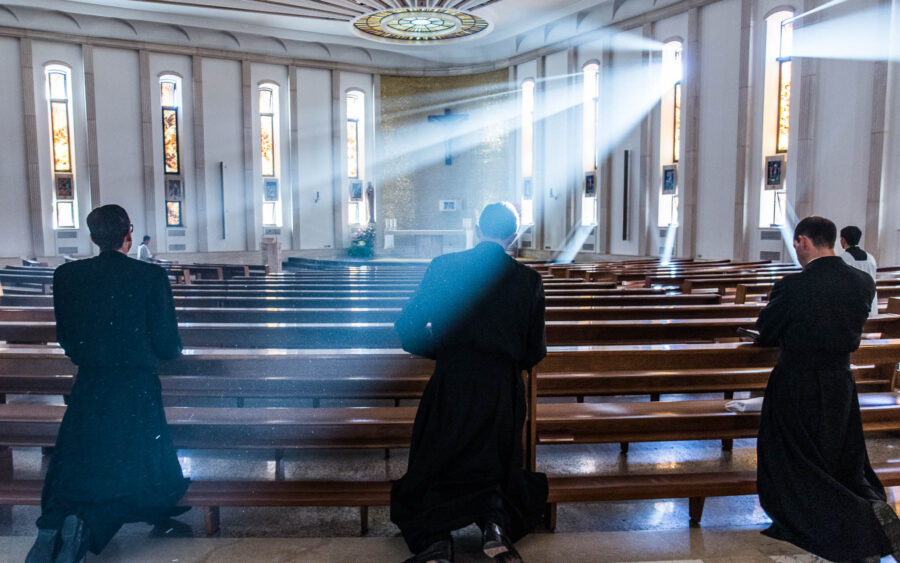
[483,541,509,558]
[873,500,900,560]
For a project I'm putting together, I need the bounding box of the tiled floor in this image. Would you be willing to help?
[3,392,899,562]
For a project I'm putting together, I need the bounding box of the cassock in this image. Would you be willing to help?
[390,241,548,553]
[756,255,897,560]
[37,250,188,554]
[842,245,879,316]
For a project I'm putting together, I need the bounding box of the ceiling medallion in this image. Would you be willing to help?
[353,8,490,44]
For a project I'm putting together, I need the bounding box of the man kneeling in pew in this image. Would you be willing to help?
[391,203,548,563]
[754,216,900,561]
[26,205,188,563]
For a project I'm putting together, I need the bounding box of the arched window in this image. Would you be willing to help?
[520,80,535,226]
[46,65,77,229]
[259,84,281,226]
[346,90,365,225]
[160,74,183,227]
[658,41,683,228]
[582,63,600,227]
[759,11,793,228]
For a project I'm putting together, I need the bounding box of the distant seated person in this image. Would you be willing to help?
[137,235,155,263]
[840,225,878,316]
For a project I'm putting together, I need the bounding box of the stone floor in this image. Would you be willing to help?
[3,392,899,562]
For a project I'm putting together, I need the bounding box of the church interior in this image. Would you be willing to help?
[1,0,900,560]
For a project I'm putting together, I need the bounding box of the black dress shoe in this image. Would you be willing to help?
[54,515,88,563]
[494,544,524,563]
[482,522,509,558]
[24,528,59,563]
[402,538,453,563]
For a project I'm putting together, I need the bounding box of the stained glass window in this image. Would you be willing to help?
[346,91,365,225]
[776,22,793,154]
[259,87,275,177]
[582,64,600,227]
[673,82,682,163]
[46,66,77,231]
[161,79,180,174]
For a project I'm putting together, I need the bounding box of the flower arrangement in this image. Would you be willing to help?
[347,225,376,258]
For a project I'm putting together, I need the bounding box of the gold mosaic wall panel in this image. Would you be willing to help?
[379,70,513,231]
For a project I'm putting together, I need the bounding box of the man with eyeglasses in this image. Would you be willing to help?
[26,204,187,563]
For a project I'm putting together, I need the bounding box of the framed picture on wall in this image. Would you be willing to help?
[523,177,533,199]
[765,155,786,190]
[264,179,279,202]
[165,178,183,201]
[55,175,74,199]
[584,170,597,197]
[166,201,182,227]
[439,200,458,212]
[350,180,363,201]
[662,165,678,195]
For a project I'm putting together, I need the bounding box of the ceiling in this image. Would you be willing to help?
[1,0,680,71]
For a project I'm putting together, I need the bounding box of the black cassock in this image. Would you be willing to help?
[37,251,188,554]
[756,255,898,560]
[391,241,548,553]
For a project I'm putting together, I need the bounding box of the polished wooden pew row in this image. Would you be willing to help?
[0,302,769,325]
[0,292,725,309]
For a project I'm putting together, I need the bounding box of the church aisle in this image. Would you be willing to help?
[0,527,854,562]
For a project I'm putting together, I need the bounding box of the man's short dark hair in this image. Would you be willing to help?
[840,226,862,246]
[142,235,151,243]
[794,216,836,248]
[479,202,519,240]
[86,205,131,252]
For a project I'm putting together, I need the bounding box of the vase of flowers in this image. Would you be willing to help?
[347,225,376,258]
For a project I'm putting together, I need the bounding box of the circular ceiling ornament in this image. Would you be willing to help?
[352,8,490,44]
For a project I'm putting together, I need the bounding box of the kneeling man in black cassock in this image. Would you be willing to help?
[391,202,548,563]
[756,216,900,562]
[26,205,188,563]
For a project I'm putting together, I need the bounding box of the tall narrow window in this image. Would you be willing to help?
[160,75,183,227]
[760,11,793,228]
[520,80,535,226]
[581,64,600,227]
[776,22,793,153]
[259,84,281,226]
[46,66,77,229]
[658,41,683,228]
[346,90,365,225]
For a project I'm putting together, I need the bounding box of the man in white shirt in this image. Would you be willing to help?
[137,236,155,263]
[840,225,878,316]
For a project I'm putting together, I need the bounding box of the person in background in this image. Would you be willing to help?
[137,235,155,263]
[391,202,547,563]
[25,205,187,563]
[755,216,900,562]
[840,225,879,316]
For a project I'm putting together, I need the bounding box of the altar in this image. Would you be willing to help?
[384,221,474,258]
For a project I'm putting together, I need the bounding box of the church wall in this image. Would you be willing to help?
[607,35,644,256]
[200,58,246,252]
[377,70,513,246]
[31,40,92,257]
[148,53,197,253]
[811,58,873,236]
[695,0,741,260]
[541,51,573,251]
[0,38,32,257]
[296,68,336,250]
[881,0,900,265]
[93,48,145,240]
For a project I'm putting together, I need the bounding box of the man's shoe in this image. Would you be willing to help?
[873,500,900,560]
[54,515,87,563]
[402,538,453,563]
[482,522,509,558]
[494,544,524,563]
[24,528,58,563]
